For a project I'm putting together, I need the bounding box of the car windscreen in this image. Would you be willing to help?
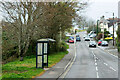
[90,41,96,44]
[102,41,108,44]
[76,37,80,39]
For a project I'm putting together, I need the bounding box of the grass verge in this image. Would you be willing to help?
[2,45,69,79]
[78,30,86,32]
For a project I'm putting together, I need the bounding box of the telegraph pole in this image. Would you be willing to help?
[113,13,115,46]
[97,20,99,36]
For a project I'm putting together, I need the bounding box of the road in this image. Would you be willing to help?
[64,31,118,78]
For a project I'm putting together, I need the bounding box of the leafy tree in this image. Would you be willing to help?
[87,26,101,33]
[117,24,120,52]
[1,1,87,61]
[97,33,103,40]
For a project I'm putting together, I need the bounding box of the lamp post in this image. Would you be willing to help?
[103,23,105,40]
[113,12,115,46]
[97,20,99,36]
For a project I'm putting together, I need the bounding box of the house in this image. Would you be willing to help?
[99,16,119,38]
[107,18,119,38]
[99,16,109,32]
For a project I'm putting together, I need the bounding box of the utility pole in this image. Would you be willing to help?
[103,23,105,40]
[101,16,105,40]
[113,12,115,46]
[97,20,99,36]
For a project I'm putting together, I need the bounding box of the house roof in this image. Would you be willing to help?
[107,18,120,27]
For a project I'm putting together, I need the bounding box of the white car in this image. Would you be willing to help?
[85,36,90,41]
[89,41,96,47]
[101,41,108,46]
[90,34,96,38]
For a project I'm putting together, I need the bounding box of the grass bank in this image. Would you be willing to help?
[78,30,86,32]
[2,44,69,79]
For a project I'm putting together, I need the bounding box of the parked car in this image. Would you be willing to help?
[101,41,108,46]
[76,37,81,41]
[70,36,74,40]
[65,38,71,43]
[76,34,79,37]
[83,36,86,38]
[88,33,91,36]
[69,39,74,43]
[98,40,102,46]
[88,31,95,36]
[65,36,74,43]
[89,41,96,47]
[85,36,90,41]
[90,34,96,38]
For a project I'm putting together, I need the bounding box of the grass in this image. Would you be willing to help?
[2,47,68,79]
[78,30,86,32]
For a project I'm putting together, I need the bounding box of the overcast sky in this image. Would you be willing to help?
[82,0,120,21]
[0,0,120,22]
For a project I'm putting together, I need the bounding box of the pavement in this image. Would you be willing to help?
[35,42,76,79]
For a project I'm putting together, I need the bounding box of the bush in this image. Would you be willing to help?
[87,26,101,33]
[97,33,103,40]
[118,47,120,52]
[25,40,37,56]
[60,41,69,51]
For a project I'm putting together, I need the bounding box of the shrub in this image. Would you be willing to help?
[97,33,103,40]
[87,26,101,33]
[60,41,69,52]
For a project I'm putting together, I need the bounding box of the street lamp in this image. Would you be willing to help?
[113,13,115,46]
[97,20,99,36]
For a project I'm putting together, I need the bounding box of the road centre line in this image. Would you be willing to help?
[93,50,117,72]
[95,63,97,66]
[96,67,98,71]
[97,72,99,78]
[92,51,99,78]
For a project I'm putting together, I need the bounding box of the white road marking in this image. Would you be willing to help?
[97,72,99,78]
[95,59,97,62]
[104,63,108,66]
[103,62,116,72]
[96,67,98,71]
[98,46,118,59]
[95,63,97,66]
[92,51,99,78]
[110,67,116,72]
[109,53,118,59]
[60,42,77,78]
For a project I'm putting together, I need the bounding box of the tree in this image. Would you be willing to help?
[87,26,101,33]
[1,1,85,61]
[117,24,120,52]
